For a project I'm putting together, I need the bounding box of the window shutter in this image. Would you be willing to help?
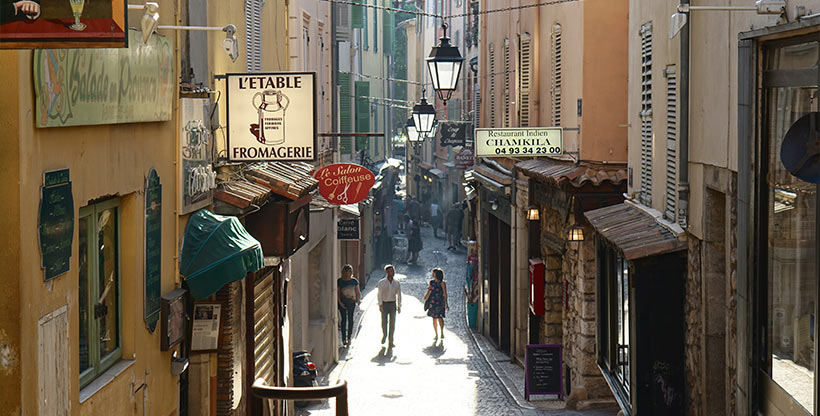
[503,38,511,127]
[489,44,496,128]
[363,4,369,50]
[664,65,677,221]
[518,34,532,127]
[352,0,364,29]
[382,0,393,54]
[474,81,481,132]
[355,81,371,151]
[639,22,653,206]
[551,24,562,126]
[339,72,353,154]
[244,0,263,72]
[372,1,378,52]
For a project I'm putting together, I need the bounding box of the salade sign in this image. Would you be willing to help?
[226,72,316,161]
[314,163,375,206]
[475,127,563,158]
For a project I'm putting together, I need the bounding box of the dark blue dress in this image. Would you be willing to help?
[427,279,446,318]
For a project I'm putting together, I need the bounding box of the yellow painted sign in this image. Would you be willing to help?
[475,127,563,157]
[33,30,174,127]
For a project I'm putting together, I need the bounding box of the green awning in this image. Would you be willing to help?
[181,209,264,300]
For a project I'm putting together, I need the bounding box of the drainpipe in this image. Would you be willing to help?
[678,0,690,229]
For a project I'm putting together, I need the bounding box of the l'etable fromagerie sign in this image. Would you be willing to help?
[475,127,563,157]
[226,73,316,161]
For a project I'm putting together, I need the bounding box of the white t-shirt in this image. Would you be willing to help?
[431,203,439,217]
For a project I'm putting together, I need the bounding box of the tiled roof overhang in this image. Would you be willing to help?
[515,158,627,189]
[584,202,686,261]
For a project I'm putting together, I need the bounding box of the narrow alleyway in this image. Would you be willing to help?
[296,226,619,416]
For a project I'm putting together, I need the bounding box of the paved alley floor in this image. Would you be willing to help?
[296,225,620,416]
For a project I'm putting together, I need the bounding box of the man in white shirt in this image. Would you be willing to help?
[377,264,402,347]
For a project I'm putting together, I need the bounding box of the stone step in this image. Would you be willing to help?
[576,398,620,411]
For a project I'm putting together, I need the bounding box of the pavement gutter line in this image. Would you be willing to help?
[462,296,538,411]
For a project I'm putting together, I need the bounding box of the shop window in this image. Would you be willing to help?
[78,198,121,388]
[597,242,631,401]
[758,35,818,415]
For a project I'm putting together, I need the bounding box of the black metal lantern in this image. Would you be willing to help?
[412,94,436,136]
[427,23,464,103]
[404,117,421,143]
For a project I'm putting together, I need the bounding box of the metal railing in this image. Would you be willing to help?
[251,378,349,416]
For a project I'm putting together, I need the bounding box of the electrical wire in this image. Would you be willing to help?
[319,0,580,19]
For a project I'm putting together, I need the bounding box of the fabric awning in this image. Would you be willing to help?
[584,202,685,261]
[181,209,264,300]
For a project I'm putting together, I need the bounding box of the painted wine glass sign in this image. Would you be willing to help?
[39,168,74,281]
[314,163,376,206]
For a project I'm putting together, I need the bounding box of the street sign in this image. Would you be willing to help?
[439,123,468,147]
[337,219,360,240]
[474,127,563,157]
[315,163,375,205]
[226,72,317,161]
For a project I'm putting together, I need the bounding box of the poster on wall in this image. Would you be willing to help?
[474,127,563,158]
[144,169,161,332]
[33,29,174,128]
[1,0,127,49]
[39,168,73,280]
[179,98,215,214]
[226,72,316,161]
[191,302,222,352]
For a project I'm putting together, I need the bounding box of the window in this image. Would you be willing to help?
[489,43,496,128]
[503,38,511,127]
[79,198,121,388]
[518,33,532,127]
[354,80,370,151]
[597,242,631,401]
[244,0,262,72]
[551,24,562,126]
[756,36,818,415]
[639,22,653,205]
[665,65,677,221]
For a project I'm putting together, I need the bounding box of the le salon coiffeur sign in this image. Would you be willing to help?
[314,163,375,206]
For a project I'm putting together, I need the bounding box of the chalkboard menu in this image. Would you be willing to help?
[525,344,563,400]
[39,169,74,281]
[337,219,360,240]
[144,169,162,332]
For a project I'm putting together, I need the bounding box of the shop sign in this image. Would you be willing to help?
[455,147,474,169]
[179,98,215,215]
[475,127,563,157]
[33,30,174,127]
[39,168,74,280]
[439,123,468,147]
[144,169,162,333]
[314,163,375,205]
[226,72,317,161]
[337,219,360,241]
[1,0,127,49]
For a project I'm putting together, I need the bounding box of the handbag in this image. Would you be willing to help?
[423,290,432,311]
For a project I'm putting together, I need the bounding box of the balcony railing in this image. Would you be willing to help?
[251,378,349,416]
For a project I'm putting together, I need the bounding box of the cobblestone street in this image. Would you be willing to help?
[297,226,620,416]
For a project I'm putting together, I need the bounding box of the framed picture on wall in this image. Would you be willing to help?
[190,302,223,353]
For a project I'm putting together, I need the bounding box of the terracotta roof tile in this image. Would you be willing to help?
[515,158,627,188]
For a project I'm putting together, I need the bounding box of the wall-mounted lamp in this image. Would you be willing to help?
[490,199,499,211]
[567,224,584,242]
[526,205,540,221]
[669,0,785,38]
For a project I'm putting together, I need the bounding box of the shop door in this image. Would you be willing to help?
[499,220,511,355]
[488,214,500,344]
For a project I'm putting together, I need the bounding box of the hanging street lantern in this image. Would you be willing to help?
[405,117,422,143]
[427,23,464,104]
[412,93,437,136]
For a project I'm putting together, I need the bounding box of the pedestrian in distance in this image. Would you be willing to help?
[423,268,449,341]
[337,264,361,347]
[430,199,443,238]
[445,202,461,250]
[377,265,402,348]
[406,216,422,264]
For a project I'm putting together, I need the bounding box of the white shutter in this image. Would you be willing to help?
[474,81,481,134]
[245,0,263,72]
[503,38,511,127]
[551,24,562,127]
[518,34,532,127]
[489,44,496,128]
[665,65,677,220]
[639,22,653,205]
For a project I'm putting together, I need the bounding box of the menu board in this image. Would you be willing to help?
[39,169,74,280]
[144,169,162,332]
[337,219,360,240]
[525,344,563,400]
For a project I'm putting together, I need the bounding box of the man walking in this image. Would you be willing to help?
[377,264,402,347]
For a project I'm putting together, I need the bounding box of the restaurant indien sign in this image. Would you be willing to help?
[475,127,563,158]
[314,163,375,206]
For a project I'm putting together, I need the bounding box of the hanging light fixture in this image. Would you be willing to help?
[404,117,421,142]
[526,205,540,221]
[412,90,437,136]
[567,224,585,242]
[427,22,464,104]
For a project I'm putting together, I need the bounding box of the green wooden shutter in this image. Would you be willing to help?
[363,3,369,50]
[352,0,364,29]
[355,81,371,151]
[372,2,378,52]
[382,0,393,54]
[339,72,353,154]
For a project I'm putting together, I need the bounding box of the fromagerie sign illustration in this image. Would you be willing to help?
[226,72,316,161]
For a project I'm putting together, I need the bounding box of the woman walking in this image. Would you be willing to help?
[337,264,361,346]
[406,215,423,264]
[424,268,449,340]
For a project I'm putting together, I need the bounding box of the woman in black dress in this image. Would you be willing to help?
[424,268,449,340]
[406,216,422,264]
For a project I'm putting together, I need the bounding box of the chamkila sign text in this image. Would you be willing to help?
[475,127,563,158]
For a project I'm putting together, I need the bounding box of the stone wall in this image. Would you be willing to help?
[726,175,738,416]
[684,238,704,416]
